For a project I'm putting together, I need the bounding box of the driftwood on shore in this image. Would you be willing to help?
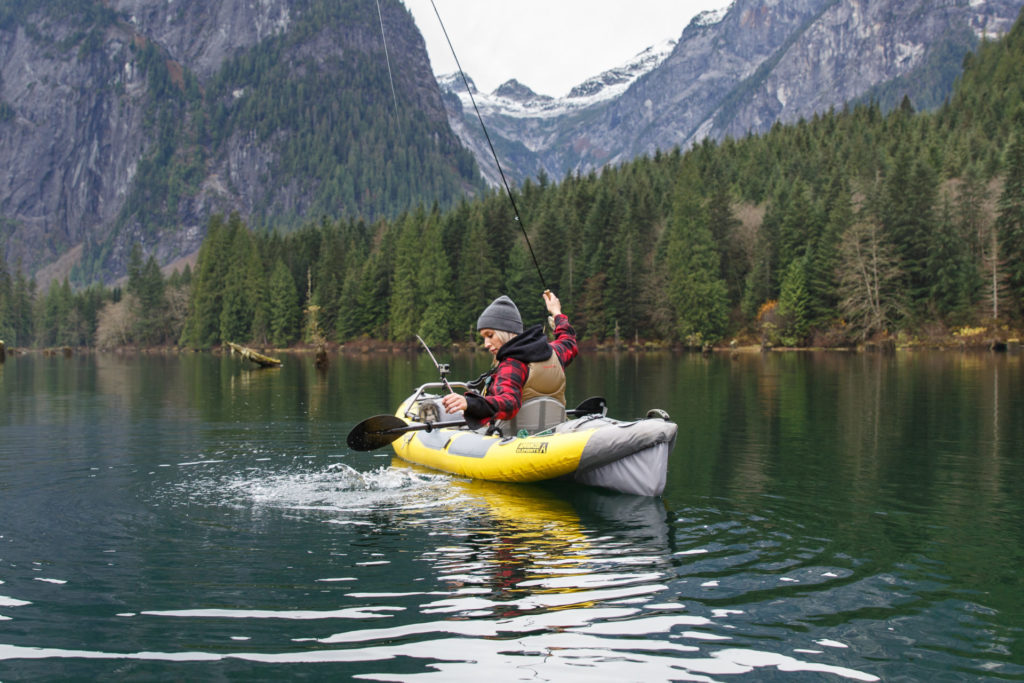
[226,341,282,368]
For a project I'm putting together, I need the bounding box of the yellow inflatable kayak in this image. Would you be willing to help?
[349,384,676,496]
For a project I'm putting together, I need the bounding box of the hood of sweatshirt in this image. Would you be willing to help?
[494,324,551,364]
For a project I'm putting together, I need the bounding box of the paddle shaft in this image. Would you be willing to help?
[391,397,602,436]
[382,419,467,436]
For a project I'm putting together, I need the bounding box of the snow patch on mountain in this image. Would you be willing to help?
[692,6,729,28]
[438,39,677,119]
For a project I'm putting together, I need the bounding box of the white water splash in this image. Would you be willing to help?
[166,460,454,518]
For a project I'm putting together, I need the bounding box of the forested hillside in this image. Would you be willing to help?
[5,11,1024,351]
[0,0,482,284]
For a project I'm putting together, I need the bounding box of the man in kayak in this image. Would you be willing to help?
[441,291,577,427]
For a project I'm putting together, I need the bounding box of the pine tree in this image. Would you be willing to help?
[742,191,785,318]
[246,237,270,344]
[576,272,609,342]
[955,165,989,307]
[807,180,851,327]
[557,176,592,309]
[778,181,817,272]
[333,226,371,342]
[663,176,729,345]
[879,150,938,317]
[0,259,12,343]
[219,226,257,343]
[416,218,456,346]
[504,240,541,321]
[778,255,812,345]
[530,198,568,298]
[607,208,641,340]
[336,263,363,341]
[388,209,424,341]
[181,213,237,347]
[127,244,168,345]
[126,243,145,295]
[928,194,976,324]
[311,223,345,339]
[581,182,621,276]
[996,125,1024,313]
[356,247,392,340]
[455,205,503,338]
[37,279,73,347]
[11,265,35,347]
[268,259,300,347]
[706,175,744,306]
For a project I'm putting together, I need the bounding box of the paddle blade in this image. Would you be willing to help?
[569,396,607,417]
[347,414,408,451]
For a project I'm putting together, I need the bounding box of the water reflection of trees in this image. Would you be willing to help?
[665,351,1024,643]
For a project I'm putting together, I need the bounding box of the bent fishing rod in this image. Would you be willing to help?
[375,0,548,292]
[426,0,547,291]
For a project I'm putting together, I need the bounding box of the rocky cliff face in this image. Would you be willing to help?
[0,0,473,283]
[686,0,1023,143]
[443,0,1024,185]
[109,0,293,80]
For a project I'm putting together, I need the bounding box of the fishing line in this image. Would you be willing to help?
[427,0,548,291]
[376,0,403,138]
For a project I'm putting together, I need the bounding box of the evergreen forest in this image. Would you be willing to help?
[0,0,483,283]
[5,11,1024,351]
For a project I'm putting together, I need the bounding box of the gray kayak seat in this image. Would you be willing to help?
[499,396,567,435]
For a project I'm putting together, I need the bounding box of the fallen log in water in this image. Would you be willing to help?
[226,341,282,368]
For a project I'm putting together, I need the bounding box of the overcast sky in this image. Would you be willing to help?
[402,0,732,97]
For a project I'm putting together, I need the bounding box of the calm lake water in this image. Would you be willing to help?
[1,349,1022,681]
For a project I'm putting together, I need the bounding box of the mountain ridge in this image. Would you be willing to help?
[440,0,1024,187]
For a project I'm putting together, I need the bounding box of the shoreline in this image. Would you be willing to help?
[4,335,1020,358]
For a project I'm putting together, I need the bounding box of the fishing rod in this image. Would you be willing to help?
[414,334,486,430]
[415,334,453,393]
[426,1,548,292]
[374,1,548,291]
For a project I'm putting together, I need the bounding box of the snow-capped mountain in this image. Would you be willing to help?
[691,6,730,28]
[441,0,1024,188]
[439,39,677,120]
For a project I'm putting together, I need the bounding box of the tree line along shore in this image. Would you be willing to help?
[4,17,1024,353]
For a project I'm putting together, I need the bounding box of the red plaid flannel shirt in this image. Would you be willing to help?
[469,314,578,422]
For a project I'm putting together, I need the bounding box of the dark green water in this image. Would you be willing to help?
[0,350,1022,681]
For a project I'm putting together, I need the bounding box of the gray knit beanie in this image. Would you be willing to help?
[476,295,523,334]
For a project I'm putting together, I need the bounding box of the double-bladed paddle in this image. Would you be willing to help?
[346,414,469,451]
[567,395,606,418]
[346,396,607,452]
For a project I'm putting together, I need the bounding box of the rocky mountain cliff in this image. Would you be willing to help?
[443,0,1024,186]
[5,0,1024,284]
[0,0,479,283]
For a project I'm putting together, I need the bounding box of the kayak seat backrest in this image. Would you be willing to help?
[508,396,567,435]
